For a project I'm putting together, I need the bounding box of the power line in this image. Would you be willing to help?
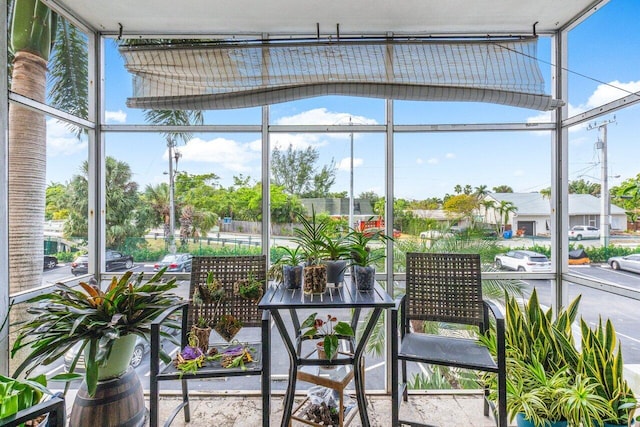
[497,43,640,100]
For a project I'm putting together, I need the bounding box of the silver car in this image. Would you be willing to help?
[608,254,640,274]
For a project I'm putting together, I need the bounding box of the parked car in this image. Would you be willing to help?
[43,255,58,270]
[154,253,193,272]
[70,250,134,276]
[607,254,640,274]
[568,225,600,240]
[494,250,552,272]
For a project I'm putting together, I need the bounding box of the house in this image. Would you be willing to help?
[482,193,627,236]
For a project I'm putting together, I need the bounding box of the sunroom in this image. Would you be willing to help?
[2,0,640,426]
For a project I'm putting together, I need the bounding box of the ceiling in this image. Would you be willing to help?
[53,0,605,37]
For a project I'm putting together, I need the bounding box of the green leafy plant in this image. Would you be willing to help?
[345,227,391,267]
[292,207,330,265]
[234,273,263,301]
[268,245,305,283]
[0,374,50,422]
[480,289,583,425]
[300,313,355,361]
[12,268,181,397]
[580,317,637,425]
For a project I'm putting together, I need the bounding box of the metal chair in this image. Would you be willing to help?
[149,255,270,427]
[391,252,506,427]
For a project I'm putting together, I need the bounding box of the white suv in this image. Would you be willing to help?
[568,225,599,241]
[494,250,551,272]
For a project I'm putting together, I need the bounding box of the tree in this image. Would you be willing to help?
[494,200,518,232]
[64,157,145,248]
[474,185,489,200]
[492,185,514,193]
[540,187,551,199]
[271,144,336,197]
[143,109,204,252]
[611,175,640,231]
[138,183,171,238]
[9,1,87,294]
[569,178,600,196]
[442,194,478,217]
[45,183,69,220]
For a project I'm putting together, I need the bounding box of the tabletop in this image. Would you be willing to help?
[258,280,395,310]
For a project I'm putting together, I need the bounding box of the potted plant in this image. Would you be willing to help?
[579,317,637,427]
[192,271,226,352]
[234,272,264,302]
[319,231,351,286]
[292,208,329,295]
[481,289,586,427]
[11,268,181,397]
[0,373,52,425]
[299,313,355,361]
[268,246,305,290]
[345,227,391,291]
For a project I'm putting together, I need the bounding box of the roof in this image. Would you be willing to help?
[486,193,626,216]
[54,0,602,36]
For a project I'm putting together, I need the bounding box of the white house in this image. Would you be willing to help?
[482,193,627,236]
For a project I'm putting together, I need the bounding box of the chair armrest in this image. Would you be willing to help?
[482,299,506,366]
[0,393,65,427]
[483,299,505,323]
[395,295,406,338]
[150,302,189,371]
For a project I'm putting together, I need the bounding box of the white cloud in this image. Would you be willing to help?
[586,80,640,108]
[174,137,261,172]
[445,153,456,159]
[46,119,87,156]
[427,158,439,164]
[270,133,327,151]
[270,108,379,149]
[105,110,127,123]
[275,108,377,126]
[526,80,640,133]
[416,158,424,164]
[336,157,363,171]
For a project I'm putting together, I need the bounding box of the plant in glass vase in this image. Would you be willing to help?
[268,246,305,289]
[292,208,330,294]
[299,313,354,361]
[346,227,391,291]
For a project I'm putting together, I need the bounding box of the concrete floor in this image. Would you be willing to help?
[153,392,500,426]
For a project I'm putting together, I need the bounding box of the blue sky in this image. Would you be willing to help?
[45,0,640,201]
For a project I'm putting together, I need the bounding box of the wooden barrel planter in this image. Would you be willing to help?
[70,368,146,427]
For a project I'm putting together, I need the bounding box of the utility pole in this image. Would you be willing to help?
[349,117,354,230]
[587,117,616,246]
[167,138,181,254]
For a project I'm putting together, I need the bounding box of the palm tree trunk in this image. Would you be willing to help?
[8,51,47,293]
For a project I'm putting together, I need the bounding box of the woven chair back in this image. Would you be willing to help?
[187,255,266,329]
[405,252,484,327]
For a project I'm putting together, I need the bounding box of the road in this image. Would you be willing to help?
[38,262,640,393]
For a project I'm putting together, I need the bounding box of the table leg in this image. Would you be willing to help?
[353,308,383,427]
[270,309,299,427]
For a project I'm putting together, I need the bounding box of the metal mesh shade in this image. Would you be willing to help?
[121,39,562,111]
